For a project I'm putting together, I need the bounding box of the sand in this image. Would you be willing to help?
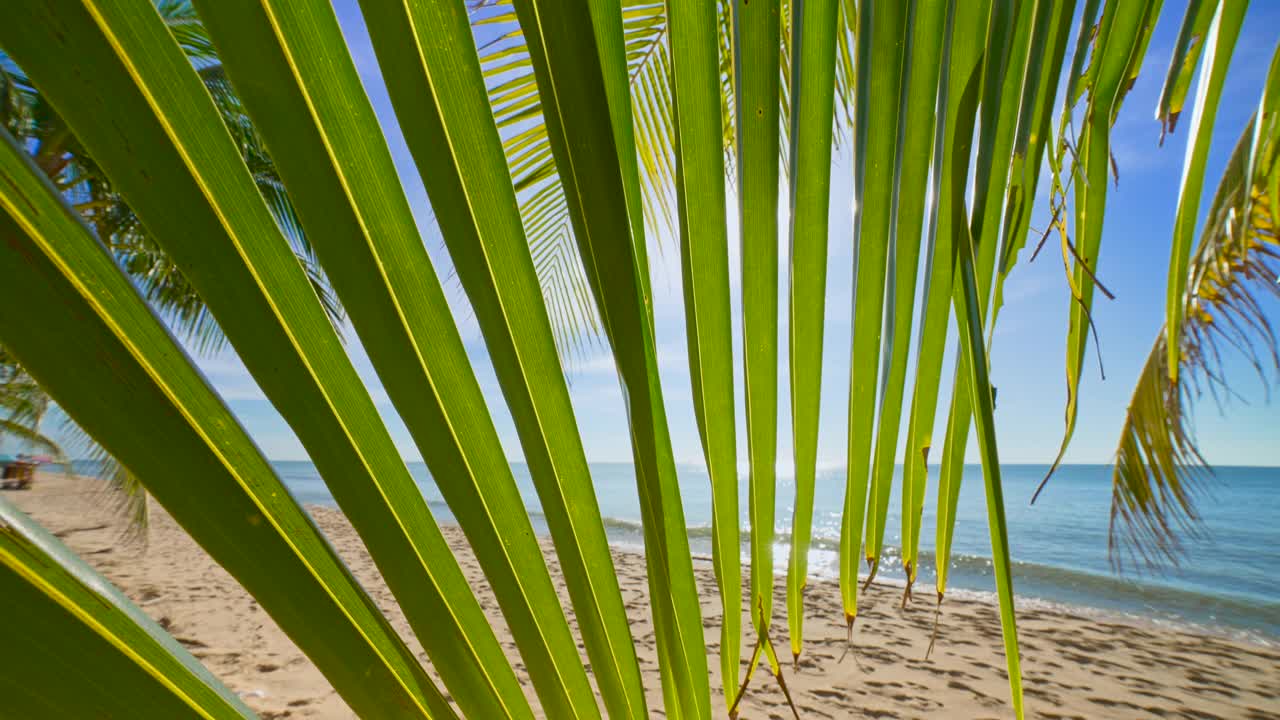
[6,473,1278,719]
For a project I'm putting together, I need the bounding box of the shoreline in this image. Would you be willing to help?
[8,473,1279,718]
[287,464,1279,648]
[653,540,1280,651]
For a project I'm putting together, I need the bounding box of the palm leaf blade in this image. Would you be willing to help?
[1156,0,1215,137]
[841,0,908,621]
[866,0,949,587]
[1165,0,1248,384]
[928,0,990,604]
[667,0,741,699]
[732,0,781,652]
[785,0,839,661]
[900,0,977,593]
[942,50,1024,718]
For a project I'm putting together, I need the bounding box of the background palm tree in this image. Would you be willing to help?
[0,0,1274,718]
[0,345,151,531]
[0,0,339,530]
[0,2,341,353]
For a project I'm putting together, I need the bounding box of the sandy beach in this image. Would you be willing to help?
[8,473,1278,719]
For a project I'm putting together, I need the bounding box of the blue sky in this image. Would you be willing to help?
[187,1,1280,470]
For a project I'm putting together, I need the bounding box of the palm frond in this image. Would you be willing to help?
[1111,57,1280,569]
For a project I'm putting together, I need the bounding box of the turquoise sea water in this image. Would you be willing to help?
[273,460,1278,644]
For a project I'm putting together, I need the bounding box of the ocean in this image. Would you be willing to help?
[271,460,1278,645]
